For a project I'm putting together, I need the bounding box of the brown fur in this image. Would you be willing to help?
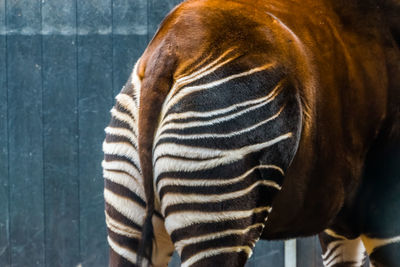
[132,0,399,263]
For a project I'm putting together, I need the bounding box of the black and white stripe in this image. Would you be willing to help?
[103,46,302,266]
[102,0,400,265]
[319,229,367,267]
[361,234,400,267]
[149,49,300,266]
[103,61,174,266]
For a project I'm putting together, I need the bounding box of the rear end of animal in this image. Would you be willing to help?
[103,0,400,266]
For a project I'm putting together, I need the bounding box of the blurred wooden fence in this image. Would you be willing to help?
[0,0,323,266]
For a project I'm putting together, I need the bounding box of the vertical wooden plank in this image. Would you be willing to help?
[147,0,183,41]
[297,237,318,267]
[0,0,9,265]
[42,1,79,266]
[246,240,285,267]
[6,0,44,266]
[112,0,148,97]
[297,235,324,267]
[77,0,112,265]
[315,236,323,267]
[284,240,296,267]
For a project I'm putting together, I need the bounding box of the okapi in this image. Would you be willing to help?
[102,0,400,266]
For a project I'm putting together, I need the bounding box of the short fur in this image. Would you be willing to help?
[103,0,400,266]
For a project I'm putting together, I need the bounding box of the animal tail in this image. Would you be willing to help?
[136,47,177,266]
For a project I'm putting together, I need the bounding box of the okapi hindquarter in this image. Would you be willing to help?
[103,0,400,266]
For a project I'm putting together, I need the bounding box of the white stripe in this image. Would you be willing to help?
[267,13,303,49]
[154,133,293,177]
[102,160,141,179]
[163,63,276,122]
[154,132,292,162]
[158,104,285,141]
[155,144,223,161]
[322,239,338,260]
[172,62,275,103]
[103,142,140,169]
[104,189,145,226]
[161,49,239,121]
[159,52,239,125]
[175,48,237,85]
[103,169,144,198]
[171,56,237,95]
[175,53,214,81]
[174,223,264,254]
[161,180,280,214]
[115,93,138,116]
[322,237,365,267]
[159,79,283,129]
[105,212,141,239]
[157,94,279,142]
[164,206,271,233]
[156,164,283,189]
[322,240,342,266]
[131,60,141,107]
[105,127,137,147]
[108,236,148,265]
[110,108,137,136]
[181,246,253,267]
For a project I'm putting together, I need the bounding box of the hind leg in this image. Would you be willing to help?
[358,117,400,267]
[361,235,400,267]
[155,153,284,266]
[359,174,400,267]
[319,229,367,267]
[157,164,274,267]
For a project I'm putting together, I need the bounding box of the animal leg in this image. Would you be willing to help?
[319,229,367,267]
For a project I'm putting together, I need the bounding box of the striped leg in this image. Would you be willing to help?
[359,178,400,267]
[154,132,286,266]
[357,113,400,267]
[149,48,302,266]
[319,229,367,267]
[156,158,279,267]
[103,61,174,266]
[361,235,400,267]
[359,192,400,267]
[155,150,286,267]
[150,51,302,266]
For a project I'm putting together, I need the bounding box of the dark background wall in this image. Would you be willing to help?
[0,0,323,266]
